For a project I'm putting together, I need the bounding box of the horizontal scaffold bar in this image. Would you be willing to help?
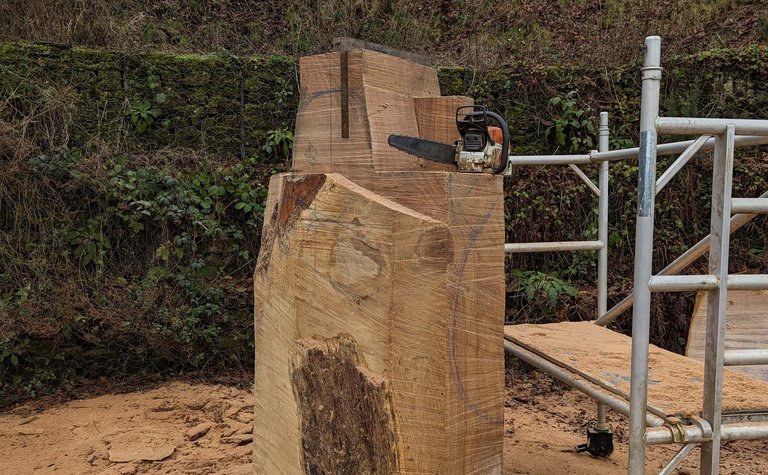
[732,198,768,214]
[657,117,768,136]
[648,275,719,291]
[505,136,768,170]
[504,241,604,253]
[590,134,768,162]
[648,274,768,292]
[646,421,768,445]
[725,349,768,366]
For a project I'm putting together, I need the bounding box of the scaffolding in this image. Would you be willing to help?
[502,36,768,474]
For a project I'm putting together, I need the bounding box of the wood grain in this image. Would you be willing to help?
[292,49,469,177]
[414,96,474,145]
[292,52,372,176]
[355,172,505,473]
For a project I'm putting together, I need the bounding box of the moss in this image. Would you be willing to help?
[2,40,768,402]
[436,66,465,96]
[1,40,767,158]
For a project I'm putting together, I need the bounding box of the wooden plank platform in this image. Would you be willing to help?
[504,321,768,418]
[687,290,768,381]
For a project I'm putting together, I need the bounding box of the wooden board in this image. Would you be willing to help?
[254,172,504,474]
[687,290,768,381]
[292,49,466,177]
[504,321,768,418]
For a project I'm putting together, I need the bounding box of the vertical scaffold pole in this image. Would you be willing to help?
[700,124,735,474]
[596,111,611,431]
[628,35,662,475]
[597,111,610,320]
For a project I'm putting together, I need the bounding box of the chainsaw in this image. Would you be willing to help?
[388,105,510,174]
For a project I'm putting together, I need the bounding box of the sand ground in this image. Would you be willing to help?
[2,371,768,474]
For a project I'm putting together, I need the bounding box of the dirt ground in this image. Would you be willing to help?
[3,371,768,474]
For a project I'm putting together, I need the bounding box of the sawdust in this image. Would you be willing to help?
[504,369,768,474]
[0,382,253,474]
[2,375,768,474]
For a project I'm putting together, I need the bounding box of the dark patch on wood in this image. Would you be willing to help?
[340,49,349,139]
[278,174,326,230]
[416,226,452,265]
[292,335,399,474]
[255,174,326,275]
[254,201,279,275]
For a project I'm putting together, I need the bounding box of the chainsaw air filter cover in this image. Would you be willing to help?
[463,131,486,152]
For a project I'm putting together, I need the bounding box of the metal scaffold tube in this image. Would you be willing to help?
[503,340,666,427]
[646,421,768,445]
[700,125,736,474]
[659,444,696,475]
[724,349,768,366]
[504,135,768,169]
[594,189,768,326]
[597,112,610,320]
[569,163,601,196]
[731,198,768,214]
[586,134,768,162]
[627,35,661,475]
[657,117,768,136]
[504,241,604,253]
[655,135,710,194]
[648,275,719,292]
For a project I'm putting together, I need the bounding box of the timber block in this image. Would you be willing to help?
[254,171,504,474]
[291,49,473,178]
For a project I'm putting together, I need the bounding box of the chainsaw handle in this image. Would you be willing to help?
[484,111,509,174]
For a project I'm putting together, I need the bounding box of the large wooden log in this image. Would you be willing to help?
[254,45,504,474]
[253,171,504,474]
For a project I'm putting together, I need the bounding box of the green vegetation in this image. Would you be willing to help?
[2,0,765,69]
[0,143,285,405]
[0,42,298,158]
[1,38,767,405]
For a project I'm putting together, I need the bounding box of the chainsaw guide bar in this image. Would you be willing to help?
[387,135,457,166]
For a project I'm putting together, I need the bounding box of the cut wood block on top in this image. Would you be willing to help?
[414,96,473,145]
[292,48,473,177]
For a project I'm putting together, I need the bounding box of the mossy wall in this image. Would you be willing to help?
[3,41,767,157]
[1,41,767,404]
[0,42,297,157]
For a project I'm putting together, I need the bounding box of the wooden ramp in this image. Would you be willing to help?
[687,290,768,381]
[505,321,768,419]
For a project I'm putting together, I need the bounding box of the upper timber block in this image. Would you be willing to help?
[292,49,473,178]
